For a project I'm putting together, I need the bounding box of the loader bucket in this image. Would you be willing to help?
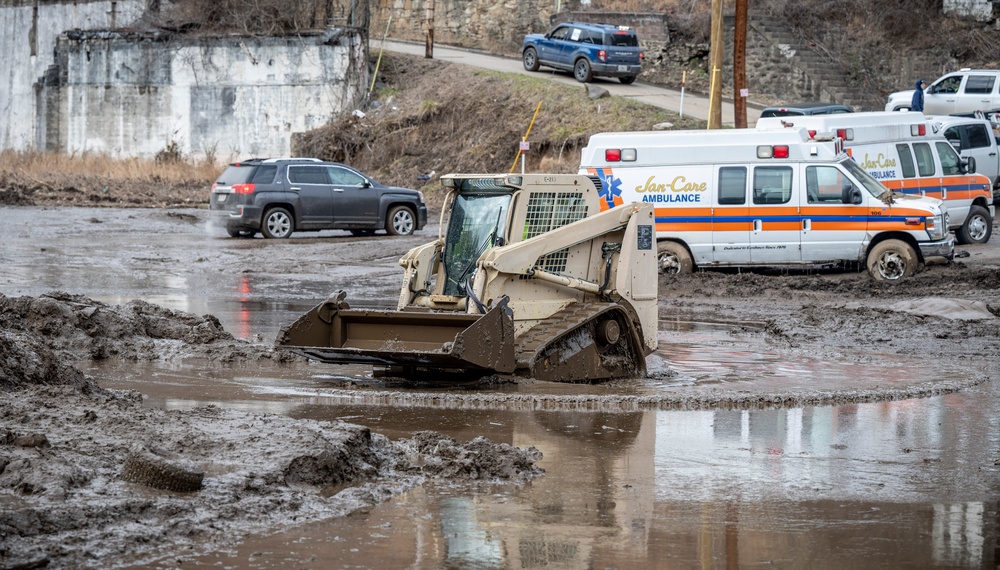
[276,295,516,374]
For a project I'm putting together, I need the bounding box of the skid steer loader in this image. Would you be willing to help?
[276,173,658,382]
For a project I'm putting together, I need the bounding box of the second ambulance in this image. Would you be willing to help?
[757,111,994,244]
[579,128,953,281]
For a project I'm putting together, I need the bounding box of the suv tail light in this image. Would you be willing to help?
[598,49,607,63]
[640,51,645,61]
[233,183,255,194]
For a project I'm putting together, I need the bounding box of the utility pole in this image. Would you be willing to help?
[425,0,434,59]
[734,0,748,128]
[707,0,723,129]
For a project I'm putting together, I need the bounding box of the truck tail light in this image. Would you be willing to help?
[598,50,607,62]
[233,183,255,194]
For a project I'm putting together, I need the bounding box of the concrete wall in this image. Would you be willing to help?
[943,0,997,22]
[37,30,366,161]
[0,0,146,150]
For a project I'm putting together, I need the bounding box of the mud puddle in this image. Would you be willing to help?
[130,388,1000,569]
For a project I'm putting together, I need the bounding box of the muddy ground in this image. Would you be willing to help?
[2,206,1000,568]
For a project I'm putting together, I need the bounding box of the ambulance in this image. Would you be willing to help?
[756,111,994,244]
[579,128,954,281]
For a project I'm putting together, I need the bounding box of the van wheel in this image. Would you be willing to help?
[956,205,992,245]
[523,47,540,72]
[573,59,593,83]
[657,241,693,274]
[866,239,917,281]
[261,207,294,239]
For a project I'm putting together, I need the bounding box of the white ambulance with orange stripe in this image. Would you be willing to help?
[579,128,954,281]
[756,111,994,244]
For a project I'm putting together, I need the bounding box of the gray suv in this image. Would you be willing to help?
[209,158,428,239]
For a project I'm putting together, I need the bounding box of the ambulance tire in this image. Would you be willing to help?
[657,241,693,274]
[866,239,917,282]
[956,205,992,245]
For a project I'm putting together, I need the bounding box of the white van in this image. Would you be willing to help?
[756,111,994,244]
[579,128,954,281]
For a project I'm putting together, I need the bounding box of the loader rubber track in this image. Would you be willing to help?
[514,302,645,382]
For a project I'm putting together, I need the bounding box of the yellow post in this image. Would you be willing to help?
[509,102,543,174]
[370,17,393,94]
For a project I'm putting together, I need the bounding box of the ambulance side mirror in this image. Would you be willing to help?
[850,188,863,205]
[962,156,976,174]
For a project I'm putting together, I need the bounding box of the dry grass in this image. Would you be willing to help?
[0,151,221,207]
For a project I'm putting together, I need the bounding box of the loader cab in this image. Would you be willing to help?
[440,182,514,296]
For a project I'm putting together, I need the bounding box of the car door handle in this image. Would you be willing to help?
[802,219,811,231]
[753,219,762,232]
[333,188,344,192]
[290,186,301,191]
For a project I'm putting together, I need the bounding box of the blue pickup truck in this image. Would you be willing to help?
[521,22,643,84]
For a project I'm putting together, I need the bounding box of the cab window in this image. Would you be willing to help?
[935,142,961,175]
[287,165,328,184]
[717,167,746,205]
[930,75,962,95]
[895,144,916,178]
[966,124,992,149]
[549,26,571,41]
[912,143,936,176]
[327,166,366,186]
[964,75,996,95]
[249,164,278,184]
[805,166,849,203]
[752,166,792,205]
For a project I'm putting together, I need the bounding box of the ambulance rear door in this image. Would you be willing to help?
[711,165,752,264]
[748,165,801,263]
[799,164,868,262]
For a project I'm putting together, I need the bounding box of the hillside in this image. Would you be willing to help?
[294,53,704,208]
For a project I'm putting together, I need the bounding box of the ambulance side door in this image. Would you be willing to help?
[711,166,752,264]
[799,164,868,262]
[749,165,801,263]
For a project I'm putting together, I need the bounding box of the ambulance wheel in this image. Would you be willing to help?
[657,241,693,274]
[956,205,992,245]
[866,239,917,282]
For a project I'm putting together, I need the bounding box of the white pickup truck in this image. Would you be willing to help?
[931,113,1000,204]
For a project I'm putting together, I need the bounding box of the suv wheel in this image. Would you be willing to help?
[619,75,637,85]
[385,206,416,236]
[226,228,256,238]
[573,58,593,83]
[262,207,294,239]
[523,48,540,72]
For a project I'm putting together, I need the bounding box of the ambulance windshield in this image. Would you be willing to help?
[842,158,891,199]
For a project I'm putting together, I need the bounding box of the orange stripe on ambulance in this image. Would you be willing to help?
[579,128,954,282]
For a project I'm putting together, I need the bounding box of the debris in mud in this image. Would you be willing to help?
[0,293,545,569]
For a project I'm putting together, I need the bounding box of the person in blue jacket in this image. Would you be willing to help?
[911,79,926,112]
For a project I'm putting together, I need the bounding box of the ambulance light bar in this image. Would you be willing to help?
[604,148,637,162]
[757,145,790,159]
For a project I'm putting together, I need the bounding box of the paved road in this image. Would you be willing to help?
[379,40,762,128]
